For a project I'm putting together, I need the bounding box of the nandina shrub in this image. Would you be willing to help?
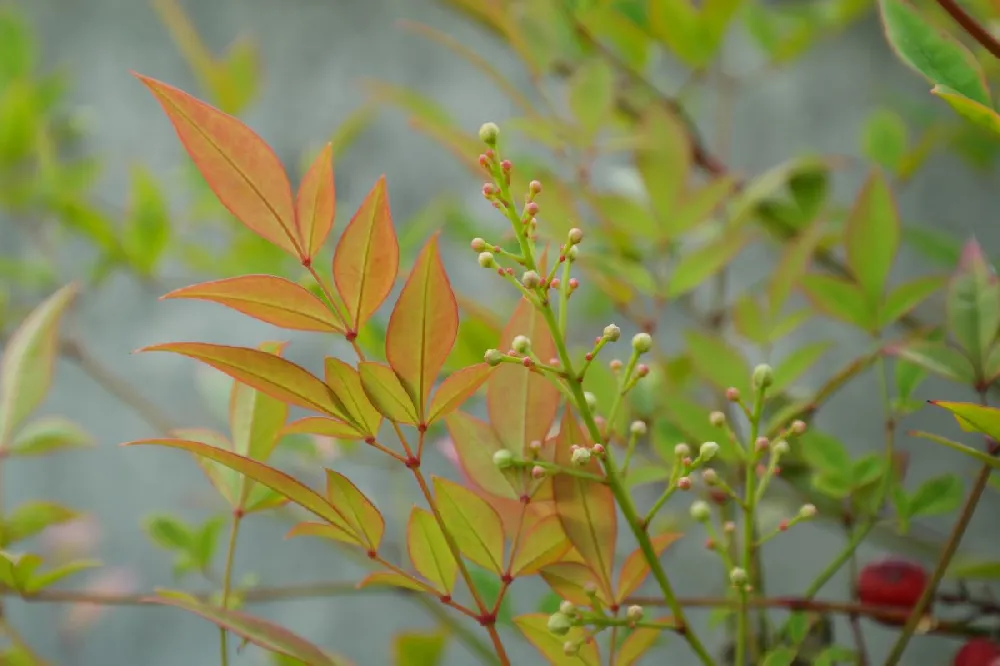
[3,1,1000,665]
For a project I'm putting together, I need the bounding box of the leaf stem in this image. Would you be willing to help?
[218,509,242,666]
[933,0,1000,60]
[736,382,766,666]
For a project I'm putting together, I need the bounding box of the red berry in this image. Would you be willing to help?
[856,558,928,616]
[953,638,1000,666]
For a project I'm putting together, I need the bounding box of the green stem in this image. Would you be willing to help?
[736,384,765,666]
[218,510,242,666]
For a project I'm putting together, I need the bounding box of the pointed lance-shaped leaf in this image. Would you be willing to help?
[406,507,458,594]
[443,411,519,500]
[323,358,381,436]
[333,176,399,333]
[552,410,616,598]
[0,283,79,444]
[947,238,1000,374]
[515,614,601,665]
[386,234,458,419]
[144,595,337,666]
[296,142,336,261]
[488,298,560,455]
[431,476,505,574]
[510,514,571,578]
[801,274,873,331]
[282,416,364,441]
[844,169,901,304]
[615,532,681,603]
[162,275,344,333]
[123,438,347,526]
[325,470,384,551]
[133,74,302,257]
[286,521,365,549]
[229,341,289,463]
[356,570,429,593]
[427,363,494,424]
[140,342,345,419]
[358,362,419,425]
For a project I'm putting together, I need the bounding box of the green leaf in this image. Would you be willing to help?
[771,342,832,394]
[2,502,79,547]
[123,165,171,275]
[843,170,900,304]
[880,275,945,327]
[889,340,975,384]
[406,507,457,594]
[358,362,419,425]
[432,477,504,574]
[947,558,1000,580]
[761,647,797,666]
[878,0,991,107]
[801,274,872,330]
[0,284,78,444]
[908,473,963,517]
[909,428,1000,470]
[22,558,100,593]
[393,631,447,666]
[7,416,92,456]
[146,595,336,666]
[931,85,1000,136]
[862,108,909,171]
[144,514,193,552]
[635,106,690,224]
[683,330,751,397]
[799,431,853,489]
[514,613,600,665]
[947,239,1000,374]
[230,341,289,462]
[903,225,963,268]
[568,58,614,139]
[664,229,750,297]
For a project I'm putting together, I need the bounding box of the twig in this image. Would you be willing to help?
[934,0,1000,60]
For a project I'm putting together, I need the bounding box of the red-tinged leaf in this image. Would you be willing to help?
[427,364,494,424]
[285,521,362,548]
[123,439,345,527]
[488,299,560,454]
[432,476,505,574]
[615,533,681,603]
[617,620,672,666]
[444,411,519,499]
[172,428,241,506]
[333,176,399,332]
[514,613,601,665]
[386,234,459,418]
[932,401,1000,441]
[161,276,343,333]
[144,595,335,666]
[947,238,1000,372]
[552,411,616,598]
[325,470,384,551]
[541,562,606,607]
[296,142,336,261]
[407,507,457,594]
[510,514,571,577]
[844,170,900,303]
[282,416,364,441]
[141,342,344,418]
[801,274,874,330]
[356,570,428,593]
[229,341,288,462]
[358,362,418,425]
[323,358,380,436]
[879,275,946,328]
[0,283,78,444]
[134,74,301,257]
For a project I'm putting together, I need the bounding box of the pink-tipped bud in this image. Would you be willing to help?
[529,180,543,195]
[522,270,542,289]
[778,519,790,532]
[529,440,543,454]
[705,537,716,550]
[478,154,490,169]
[549,278,561,289]
[522,357,534,368]
[610,359,623,371]
[755,436,769,452]
[531,465,546,479]
[569,278,580,290]
[525,201,539,217]
[677,476,692,490]
[674,443,691,458]
[549,357,560,366]
[471,237,487,252]
[723,521,736,533]
[756,464,767,477]
[568,228,584,244]
[636,364,650,377]
[725,387,740,402]
[501,159,512,171]
[592,444,605,456]
[482,183,497,198]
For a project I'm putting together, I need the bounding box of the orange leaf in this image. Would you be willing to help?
[487,298,560,454]
[356,571,428,593]
[514,613,601,665]
[162,275,343,332]
[443,411,518,499]
[333,176,399,332]
[386,234,458,418]
[285,521,362,548]
[615,532,681,603]
[432,476,505,574]
[358,362,419,424]
[617,619,672,665]
[540,562,607,606]
[295,143,336,261]
[427,363,495,424]
[141,342,344,418]
[282,416,364,441]
[510,514,571,577]
[323,358,381,436]
[552,410,616,598]
[122,439,345,526]
[406,507,457,594]
[134,74,300,257]
[325,470,384,551]
[144,595,336,666]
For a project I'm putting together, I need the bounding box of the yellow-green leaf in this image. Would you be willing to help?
[406,507,457,594]
[325,470,384,551]
[432,476,504,574]
[844,170,900,303]
[229,341,289,462]
[358,362,419,425]
[514,613,600,665]
[932,85,1000,136]
[427,364,494,424]
[324,357,381,436]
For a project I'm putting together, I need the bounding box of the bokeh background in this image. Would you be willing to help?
[3,0,1000,664]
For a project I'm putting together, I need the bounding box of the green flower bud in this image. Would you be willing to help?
[478,252,495,268]
[484,349,505,366]
[478,122,500,146]
[630,420,647,436]
[559,601,576,615]
[511,335,531,354]
[547,612,572,636]
[521,270,542,289]
[752,363,774,389]
[571,447,592,466]
[584,392,598,411]
[730,567,749,587]
[632,333,653,354]
[690,500,711,522]
[626,605,644,621]
[492,449,514,469]
[709,411,726,427]
[603,323,621,341]
[772,439,790,456]
[799,504,817,519]
[700,441,720,460]
[565,245,579,262]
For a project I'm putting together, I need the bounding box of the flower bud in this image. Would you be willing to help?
[484,349,505,366]
[583,582,598,596]
[725,387,741,402]
[592,443,605,456]
[563,641,579,656]
[755,436,769,452]
[699,441,720,460]
[547,612,572,636]
[522,270,542,289]
[559,601,576,615]
[565,245,579,262]
[626,605,644,621]
[702,468,719,485]
[709,411,726,427]
[478,122,500,146]
[677,476,691,490]
[478,252,495,268]
[531,465,545,479]
[610,359,623,372]
[568,228,584,245]
[799,504,817,519]
[511,335,531,354]
[529,180,543,195]
[630,421,647,436]
[791,420,807,434]
[584,392,598,411]
[730,567,749,587]
[603,323,621,341]
[470,238,487,252]
[571,447,592,466]
[674,443,691,458]
[635,363,649,377]
[752,363,774,389]
[492,449,514,469]
[631,332,653,354]
[690,500,711,522]
[772,439,790,456]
